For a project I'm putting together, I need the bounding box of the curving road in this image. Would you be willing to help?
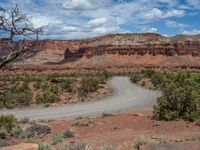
[0,77,162,120]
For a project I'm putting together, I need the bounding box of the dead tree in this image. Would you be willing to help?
[0,5,42,108]
[0,5,42,69]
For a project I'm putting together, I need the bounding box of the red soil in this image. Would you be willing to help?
[46,108,200,149]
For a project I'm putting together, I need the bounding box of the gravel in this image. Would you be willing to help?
[0,77,162,120]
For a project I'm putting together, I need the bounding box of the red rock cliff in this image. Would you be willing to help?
[1,33,200,64]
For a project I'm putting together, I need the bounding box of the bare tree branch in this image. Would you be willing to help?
[0,5,43,108]
[0,4,43,69]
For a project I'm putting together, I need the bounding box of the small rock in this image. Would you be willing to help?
[133,113,144,117]
[151,136,158,140]
[69,139,76,144]
[153,122,161,127]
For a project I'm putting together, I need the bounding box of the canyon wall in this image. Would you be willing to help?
[64,42,200,60]
[1,33,200,67]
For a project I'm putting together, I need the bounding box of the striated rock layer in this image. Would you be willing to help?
[36,33,200,62]
[0,33,200,71]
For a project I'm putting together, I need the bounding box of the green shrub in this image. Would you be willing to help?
[36,90,60,104]
[36,83,60,104]
[154,87,198,121]
[42,83,59,94]
[0,139,10,148]
[68,143,90,150]
[134,137,147,150]
[101,145,113,150]
[195,119,200,126]
[141,81,146,86]
[13,81,29,93]
[16,90,33,106]
[0,84,33,108]
[78,76,101,97]
[130,73,142,83]
[101,70,112,79]
[153,72,200,122]
[39,143,53,150]
[0,115,18,133]
[61,79,74,92]
[21,123,51,138]
[150,73,164,88]
[63,129,75,138]
[141,70,156,78]
[34,81,41,90]
[10,125,22,138]
[0,130,7,139]
[49,84,59,94]
[52,133,64,145]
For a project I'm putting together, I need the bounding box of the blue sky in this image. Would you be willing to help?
[0,0,200,39]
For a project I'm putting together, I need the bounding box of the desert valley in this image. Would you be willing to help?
[0,1,200,150]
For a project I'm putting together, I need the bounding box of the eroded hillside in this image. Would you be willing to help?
[1,33,200,73]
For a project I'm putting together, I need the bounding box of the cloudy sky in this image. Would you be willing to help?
[0,0,200,39]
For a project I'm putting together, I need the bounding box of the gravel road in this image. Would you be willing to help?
[0,77,162,120]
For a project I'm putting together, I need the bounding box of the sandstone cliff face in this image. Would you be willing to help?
[64,42,200,60]
[59,34,200,61]
[1,33,200,64]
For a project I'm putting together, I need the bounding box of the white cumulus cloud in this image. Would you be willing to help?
[145,8,163,20]
[165,20,188,29]
[88,18,107,28]
[63,0,112,11]
[162,9,185,18]
[182,29,200,35]
[141,27,158,33]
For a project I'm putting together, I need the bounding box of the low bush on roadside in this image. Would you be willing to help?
[194,119,200,126]
[153,71,200,122]
[0,114,22,140]
[0,130,7,139]
[68,142,90,150]
[101,70,113,80]
[39,143,53,150]
[10,125,23,138]
[63,129,75,138]
[150,72,163,88]
[60,79,74,93]
[0,115,19,133]
[130,73,143,83]
[129,71,200,122]
[15,90,33,106]
[42,83,59,94]
[0,72,111,108]
[78,76,105,97]
[141,70,156,78]
[21,123,52,138]
[34,81,41,90]
[52,129,75,145]
[101,145,113,150]
[0,88,33,109]
[134,137,147,150]
[52,133,64,145]
[0,139,10,148]
[36,90,60,104]
[101,113,113,118]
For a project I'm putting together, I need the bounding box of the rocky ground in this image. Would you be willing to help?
[46,108,200,149]
[1,109,200,150]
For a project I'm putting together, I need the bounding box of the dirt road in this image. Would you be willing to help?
[0,77,162,120]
